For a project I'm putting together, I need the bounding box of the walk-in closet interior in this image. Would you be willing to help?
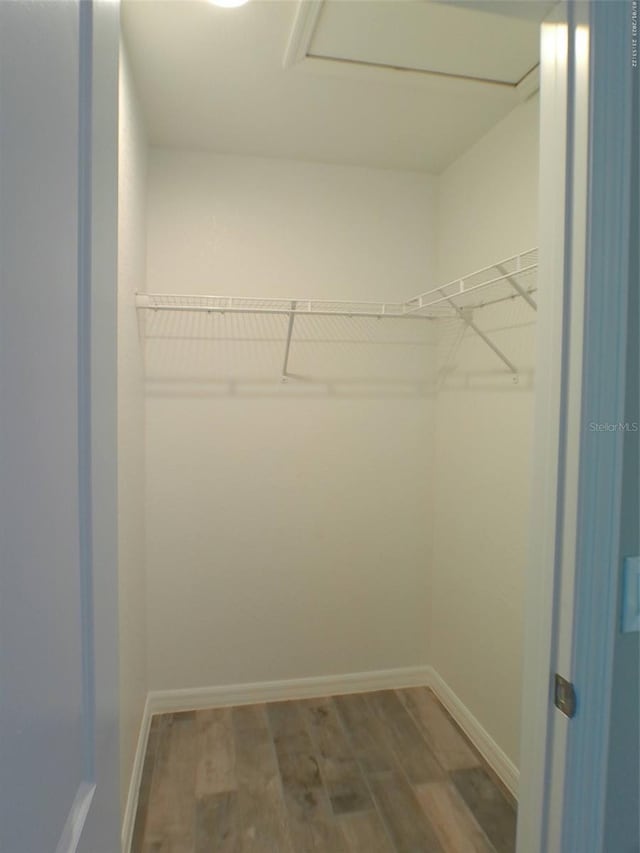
[118,2,545,850]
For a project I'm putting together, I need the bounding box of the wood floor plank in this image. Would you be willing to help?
[267,701,324,790]
[195,707,237,797]
[232,703,294,853]
[450,768,516,853]
[195,791,239,853]
[233,703,266,733]
[134,690,517,853]
[367,690,446,785]
[280,778,348,853]
[141,715,173,848]
[267,701,348,852]
[285,805,348,853]
[398,689,480,772]
[172,710,197,721]
[141,840,192,853]
[299,698,373,816]
[339,812,396,853]
[144,713,199,850]
[368,771,445,853]
[333,693,397,776]
[416,782,496,853]
[131,719,163,853]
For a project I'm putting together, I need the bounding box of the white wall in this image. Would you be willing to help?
[117,44,148,818]
[137,96,539,779]
[431,95,540,768]
[436,95,540,284]
[144,151,437,690]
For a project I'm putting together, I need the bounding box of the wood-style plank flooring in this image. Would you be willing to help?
[132,687,516,853]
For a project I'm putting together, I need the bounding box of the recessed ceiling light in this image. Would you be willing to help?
[210,0,250,7]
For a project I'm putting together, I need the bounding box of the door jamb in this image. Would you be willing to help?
[518,3,633,851]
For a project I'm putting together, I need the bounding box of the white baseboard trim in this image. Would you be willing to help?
[121,664,518,849]
[146,665,433,716]
[425,666,520,798]
[147,667,518,795]
[121,694,153,853]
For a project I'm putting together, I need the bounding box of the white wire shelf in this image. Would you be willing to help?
[136,248,538,380]
[134,293,440,320]
[405,258,538,315]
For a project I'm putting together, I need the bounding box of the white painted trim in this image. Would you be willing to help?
[121,668,519,849]
[517,5,571,852]
[544,3,591,848]
[121,696,153,853]
[147,666,433,715]
[87,0,121,847]
[426,668,519,799]
[139,666,517,803]
[282,0,324,69]
[520,4,634,852]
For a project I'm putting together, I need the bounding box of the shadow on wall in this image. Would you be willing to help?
[145,379,437,401]
[140,307,535,399]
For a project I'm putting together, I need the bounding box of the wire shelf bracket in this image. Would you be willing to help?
[281,300,297,382]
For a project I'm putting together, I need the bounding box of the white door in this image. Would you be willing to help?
[519,2,638,851]
[0,2,120,851]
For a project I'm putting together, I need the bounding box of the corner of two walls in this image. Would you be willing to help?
[431,94,541,769]
[117,42,148,820]
[125,86,540,792]
[142,152,438,694]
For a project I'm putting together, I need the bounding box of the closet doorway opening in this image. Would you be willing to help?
[116,3,619,853]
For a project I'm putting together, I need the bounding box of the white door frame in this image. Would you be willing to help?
[519,3,634,852]
[79,0,121,850]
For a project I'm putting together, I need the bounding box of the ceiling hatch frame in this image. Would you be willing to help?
[283,0,539,103]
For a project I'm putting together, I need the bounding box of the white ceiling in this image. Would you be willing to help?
[122,0,548,174]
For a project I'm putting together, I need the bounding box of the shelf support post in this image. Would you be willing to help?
[281,300,297,382]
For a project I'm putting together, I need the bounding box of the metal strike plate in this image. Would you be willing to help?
[554,674,577,718]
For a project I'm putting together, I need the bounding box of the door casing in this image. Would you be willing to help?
[518,3,634,851]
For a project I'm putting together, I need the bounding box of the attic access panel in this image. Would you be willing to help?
[301,0,541,86]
